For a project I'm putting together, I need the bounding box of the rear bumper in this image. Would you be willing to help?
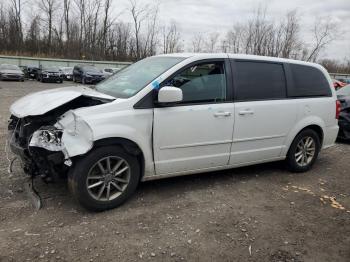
[338,118,350,139]
[322,125,339,149]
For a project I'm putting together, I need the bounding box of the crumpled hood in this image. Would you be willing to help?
[10,85,115,118]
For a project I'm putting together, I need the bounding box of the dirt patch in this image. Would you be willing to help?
[0,80,349,261]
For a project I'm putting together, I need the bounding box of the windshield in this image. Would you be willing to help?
[61,67,73,73]
[337,84,350,96]
[0,64,20,70]
[43,66,60,71]
[83,66,100,73]
[96,56,185,98]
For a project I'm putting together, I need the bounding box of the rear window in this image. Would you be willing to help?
[289,64,331,97]
[234,61,287,101]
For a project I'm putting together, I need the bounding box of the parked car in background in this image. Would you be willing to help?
[337,78,350,84]
[27,65,40,79]
[336,84,350,140]
[60,67,74,81]
[101,68,114,78]
[73,65,105,84]
[0,64,24,81]
[37,66,63,83]
[8,54,339,211]
[333,79,347,90]
[19,66,28,79]
[111,67,122,73]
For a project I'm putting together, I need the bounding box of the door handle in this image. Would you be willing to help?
[214,111,232,117]
[238,110,254,115]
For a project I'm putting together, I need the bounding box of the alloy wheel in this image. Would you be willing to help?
[294,136,316,167]
[86,156,131,201]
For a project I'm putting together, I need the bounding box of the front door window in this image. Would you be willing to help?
[163,62,227,104]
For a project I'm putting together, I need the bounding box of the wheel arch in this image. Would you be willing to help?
[283,117,325,157]
[93,137,145,181]
[285,124,324,155]
[302,124,324,145]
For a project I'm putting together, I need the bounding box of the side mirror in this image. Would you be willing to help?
[158,86,183,103]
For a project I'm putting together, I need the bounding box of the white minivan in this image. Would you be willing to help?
[8,54,339,211]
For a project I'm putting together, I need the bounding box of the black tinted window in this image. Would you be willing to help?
[164,62,227,103]
[234,61,286,101]
[289,64,331,97]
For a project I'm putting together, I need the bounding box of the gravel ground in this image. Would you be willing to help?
[0,80,349,262]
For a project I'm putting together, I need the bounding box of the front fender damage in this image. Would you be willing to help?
[56,110,94,158]
[29,110,94,165]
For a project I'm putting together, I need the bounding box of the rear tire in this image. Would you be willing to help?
[286,129,321,172]
[68,146,140,211]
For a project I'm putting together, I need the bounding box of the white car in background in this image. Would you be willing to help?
[0,64,25,81]
[101,67,122,78]
[59,67,74,81]
[8,53,339,211]
[100,68,114,78]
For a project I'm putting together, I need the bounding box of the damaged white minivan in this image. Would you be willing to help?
[8,54,339,211]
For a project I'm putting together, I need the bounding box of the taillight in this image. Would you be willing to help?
[336,100,341,119]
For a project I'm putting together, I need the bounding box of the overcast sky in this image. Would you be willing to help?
[114,0,350,61]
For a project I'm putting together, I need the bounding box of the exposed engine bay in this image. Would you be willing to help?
[8,95,112,182]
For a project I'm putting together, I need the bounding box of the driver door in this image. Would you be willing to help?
[153,59,235,175]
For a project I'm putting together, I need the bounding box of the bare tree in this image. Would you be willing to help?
[191,33,204,52]
[74,0,86,56]
[101,0,112,56]
[205,32,220,52]
[320,58,350,74]
[63,0,71,43]
[161,21,182,54]
[9,0,24,48]
[141,5,159,58]
[25,15,41,54]
[128,0,150,60]
[38,0,58,53]
[0,1,342,64]
[223,24,244,53]
[280,10,300,58]
[306,18,337,62]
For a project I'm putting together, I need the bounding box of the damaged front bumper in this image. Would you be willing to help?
[7,111,94,180]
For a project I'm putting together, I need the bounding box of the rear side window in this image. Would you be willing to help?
[289,64,331,97]
[234,61,286,101]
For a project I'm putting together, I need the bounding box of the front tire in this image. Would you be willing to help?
[286,129,321,172]
[68,146,140,211]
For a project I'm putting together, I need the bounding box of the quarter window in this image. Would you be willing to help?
[163,62,227,103]
[234,61,287,101]
[289,64,331,97]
